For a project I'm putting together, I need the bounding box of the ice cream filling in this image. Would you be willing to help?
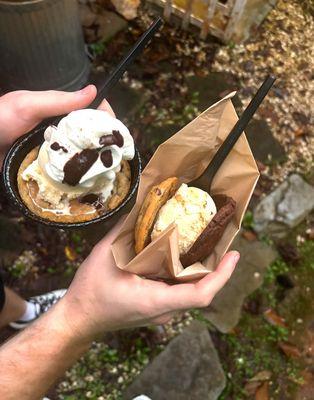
[22,109,135,213]
[151,183,217,254]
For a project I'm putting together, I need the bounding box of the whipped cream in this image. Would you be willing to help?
[151,184,217,254]
[22,109,135,210]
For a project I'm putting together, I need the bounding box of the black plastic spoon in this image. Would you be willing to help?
[190,75,276,191]
[48,17,163,127]
[89,17,163,109]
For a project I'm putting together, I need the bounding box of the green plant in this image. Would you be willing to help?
[90,42,106,56]
[242,210,254,230]
[264,258,289,284]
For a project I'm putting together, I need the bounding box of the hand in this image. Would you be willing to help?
[61,221,240,341]
[0,85,115,166]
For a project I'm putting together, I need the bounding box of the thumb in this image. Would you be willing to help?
[25,84,97,120]
[161,251,239,311]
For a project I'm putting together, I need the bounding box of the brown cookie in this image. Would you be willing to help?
[107,160,131,210]
[134,177,179,254]
[17,146,131,223]
[180,194,236,267]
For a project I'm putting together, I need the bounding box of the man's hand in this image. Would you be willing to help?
[0,221,239,399]
[0,85,115,165]
[61,221,240,341]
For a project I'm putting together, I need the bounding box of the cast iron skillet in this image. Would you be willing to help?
[2,126,141,230]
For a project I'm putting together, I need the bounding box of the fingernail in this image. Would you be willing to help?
[78,85,92,95]
[233,252,240,264]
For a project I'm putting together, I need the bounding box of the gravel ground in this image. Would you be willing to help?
[213,0,314,185]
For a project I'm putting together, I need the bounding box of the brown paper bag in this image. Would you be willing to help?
[111,92,259,282]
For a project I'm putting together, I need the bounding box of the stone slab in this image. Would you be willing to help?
[123,321,226,400]
[202,234,277,333]
[254,174,314,236]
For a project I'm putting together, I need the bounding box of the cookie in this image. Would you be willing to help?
[180,195,236,267]
[134,177,179,254]
[107,160,131,210]
[17,146,132,223]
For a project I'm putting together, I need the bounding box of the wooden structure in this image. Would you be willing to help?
[148,0,273,43]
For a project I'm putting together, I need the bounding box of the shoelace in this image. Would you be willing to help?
[29,294,60,317]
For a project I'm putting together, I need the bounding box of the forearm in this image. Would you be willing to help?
[0,299,91,400]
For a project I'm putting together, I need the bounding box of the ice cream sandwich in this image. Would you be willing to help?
[134,178,236,267]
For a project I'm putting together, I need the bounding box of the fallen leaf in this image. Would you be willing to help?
[242,230,257,241]
[278,341,301,358]
[255,381,269,400]
[64,246,77,261]
[300,369,314,385]
[264,308,287,328]
[244,381,262,396]
[294,127,308,137]
[250,370,272,382]
[256,160,266,172]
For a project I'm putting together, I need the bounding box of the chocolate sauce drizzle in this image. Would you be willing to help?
[51,142,68,153]
[63,149,98,186]
[99,130,124,148]
[100,150,113,168]
[63,130,123,186]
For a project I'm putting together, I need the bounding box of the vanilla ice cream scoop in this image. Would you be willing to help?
[22,109,134,210]
[151,184,217,254]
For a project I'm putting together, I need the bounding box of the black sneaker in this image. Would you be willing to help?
[9,289,66,330]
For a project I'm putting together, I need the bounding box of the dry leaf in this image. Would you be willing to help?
[250,370,272,382]
[244,381,262,396]
[64,246,77,261]
[242,230,257,241]
[294,127,308,137]
[255,381,269,400]
[278,341,301,358]
[264,308,287,328]
[256,160,266,172]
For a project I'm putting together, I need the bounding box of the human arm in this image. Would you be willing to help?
[0,221,239,400]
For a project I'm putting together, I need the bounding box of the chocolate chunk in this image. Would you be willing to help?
[100,150,113,168]
[80,193,99,204]
[99,130,124,148]
[99,134,116,147]
[63,149,98,186]
[50,142,68,153]
[112,130,124,147]
[180,195,236,268]
[79,194,104,210]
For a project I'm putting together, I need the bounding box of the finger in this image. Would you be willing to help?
[151,312,175,325]
[97,98,115,117]
[194,251,239,302]
[21,85,97,120]
[161,251,240,311]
